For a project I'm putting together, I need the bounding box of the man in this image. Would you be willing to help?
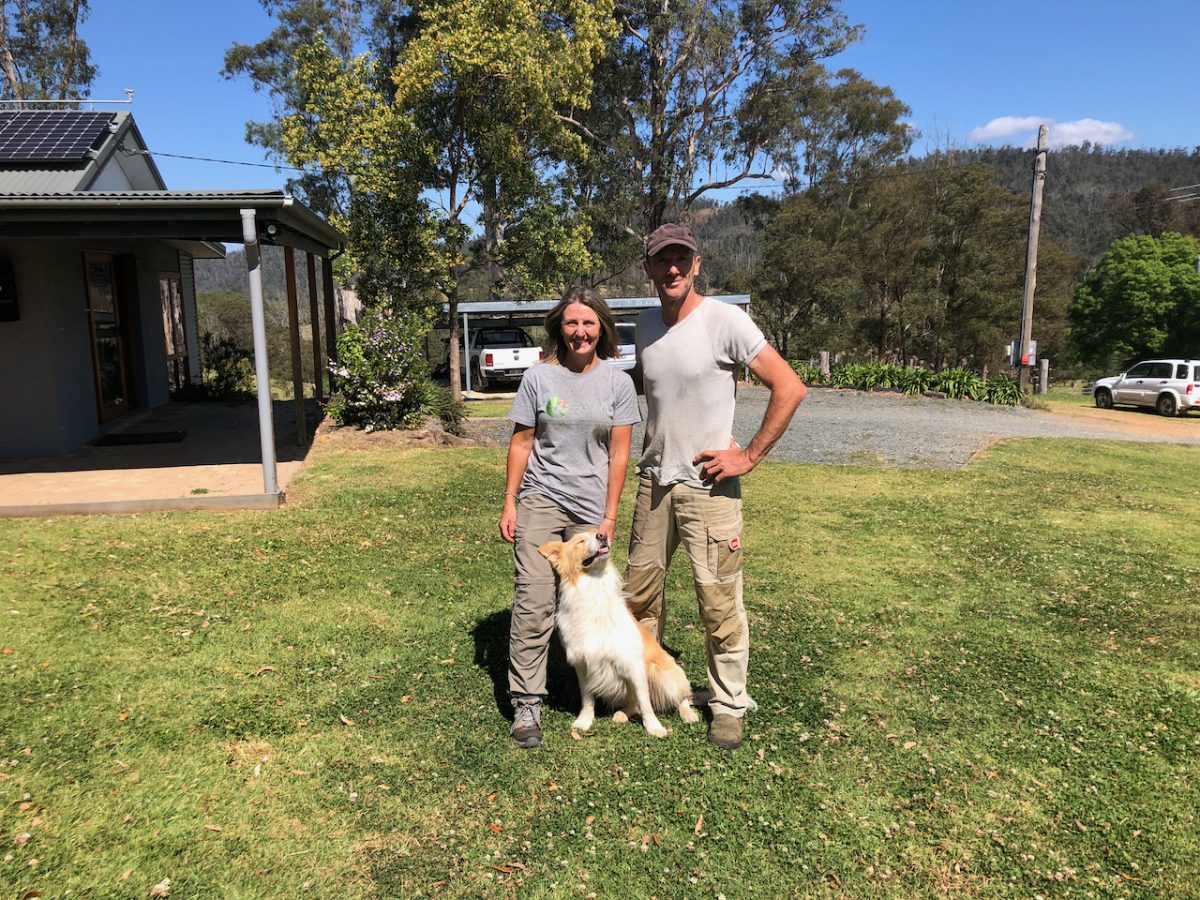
[626,222,807,750]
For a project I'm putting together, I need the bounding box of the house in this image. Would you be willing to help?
[0,110,344,508]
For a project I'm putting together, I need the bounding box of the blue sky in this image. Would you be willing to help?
[82,0,1200,192]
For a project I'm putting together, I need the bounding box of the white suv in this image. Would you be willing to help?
[1092,358,1200,416]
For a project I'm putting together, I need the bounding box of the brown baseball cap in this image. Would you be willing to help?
[644,223,698,257]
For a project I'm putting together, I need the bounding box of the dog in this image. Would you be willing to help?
[538,530,699,737]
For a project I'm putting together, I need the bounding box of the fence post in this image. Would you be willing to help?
[819,351,830,378]
[1039,358,1049,395]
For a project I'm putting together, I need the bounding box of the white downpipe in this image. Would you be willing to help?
[240,208,279,495]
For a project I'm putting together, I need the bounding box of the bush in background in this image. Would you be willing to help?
[794,360,1027,406]
[171,332,255,401]
[327,306,432,431]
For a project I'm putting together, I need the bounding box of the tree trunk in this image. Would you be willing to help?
[645,0,670,232]
[447,279,462,402]
[0,0,23,105]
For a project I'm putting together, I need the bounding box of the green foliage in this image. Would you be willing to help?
[750,158,1073,373]
[978,372,1026,406]
[933,367,983,400]
[789,361,823,384]
[419,381,468,436]
[895,365,934,395]
[0,0,97,101]
[198,332,254,398]
[1068,231,1200,369]
[276,0,615,396]
[822,363,1020,406]
[327,306,433,431]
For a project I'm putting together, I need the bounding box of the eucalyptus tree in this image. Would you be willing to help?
[276,0,613,399]
[0,0,96,104]
[556,0,878,240]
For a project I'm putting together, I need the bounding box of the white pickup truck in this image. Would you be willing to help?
[461,326,543,390]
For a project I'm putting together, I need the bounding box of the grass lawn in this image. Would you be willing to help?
[464,398,515,419]
[1039,382,1096,411]
[2,438,1198,897]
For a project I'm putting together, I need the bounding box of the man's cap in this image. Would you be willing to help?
[644,223,698,257]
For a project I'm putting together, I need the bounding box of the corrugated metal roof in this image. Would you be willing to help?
[0,165,89,192]
[0,189,345,252]
[0,189,294,203]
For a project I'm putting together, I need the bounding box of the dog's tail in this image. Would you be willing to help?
[645,655,691,712]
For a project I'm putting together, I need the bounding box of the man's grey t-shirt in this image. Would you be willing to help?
[509,361,641,523]
[636,297,766,489]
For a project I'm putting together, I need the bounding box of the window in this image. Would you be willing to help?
[1149,362,1174,378]
[1126,363,1152,378]
[159,274,187,391]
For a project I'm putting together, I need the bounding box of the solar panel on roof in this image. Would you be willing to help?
[0,111,116,163]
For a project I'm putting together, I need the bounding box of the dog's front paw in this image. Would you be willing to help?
[572,716,594,731]
[645,721,669,738]
[678,701,700,724]
[611,710,629,724]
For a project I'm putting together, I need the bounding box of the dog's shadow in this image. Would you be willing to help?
[471,608,580,720]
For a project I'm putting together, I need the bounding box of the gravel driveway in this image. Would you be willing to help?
[465,384,1200,469]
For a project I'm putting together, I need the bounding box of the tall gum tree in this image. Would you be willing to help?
[559,0,864,249]
[280,0,614,399]
[1,0,96,103]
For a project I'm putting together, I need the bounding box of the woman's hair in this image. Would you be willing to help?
[543,286,619,363]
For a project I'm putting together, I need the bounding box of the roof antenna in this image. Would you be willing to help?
[0,89,135,110]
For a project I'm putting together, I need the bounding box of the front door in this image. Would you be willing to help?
[83,252,131,422]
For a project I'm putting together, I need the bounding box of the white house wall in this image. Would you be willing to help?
[0,239,182,458]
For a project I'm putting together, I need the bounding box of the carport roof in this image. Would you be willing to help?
[448,294,750,316]
[0,189,345,255]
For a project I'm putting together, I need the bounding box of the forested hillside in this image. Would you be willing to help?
[958,145,1200,265]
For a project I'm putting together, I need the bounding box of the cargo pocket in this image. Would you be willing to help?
[706,524,743,579]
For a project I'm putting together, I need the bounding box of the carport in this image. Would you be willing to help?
[0,190,345,516]
[451,294,751,394]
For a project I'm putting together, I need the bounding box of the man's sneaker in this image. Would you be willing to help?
[510,699,543,748]
[708,713,743,750]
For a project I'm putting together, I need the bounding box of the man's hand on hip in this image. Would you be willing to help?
[694,445,755,483]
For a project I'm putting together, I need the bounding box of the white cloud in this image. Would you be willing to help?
[1046,118,1134,148]
[967,116,1046,142]
[968,116,1134,148]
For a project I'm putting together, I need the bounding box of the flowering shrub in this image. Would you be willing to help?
[327,306,432,431]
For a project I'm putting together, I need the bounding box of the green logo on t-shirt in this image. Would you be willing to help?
[545,397,569,418]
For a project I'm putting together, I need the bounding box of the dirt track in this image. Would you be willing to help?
[1035,402,1200,441]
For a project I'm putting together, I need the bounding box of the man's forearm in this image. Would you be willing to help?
[744,381,807,465]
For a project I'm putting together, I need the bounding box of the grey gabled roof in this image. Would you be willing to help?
[0,111,165,193]
[0,189,345,254]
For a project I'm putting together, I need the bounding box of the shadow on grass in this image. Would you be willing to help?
[471,608,580,719]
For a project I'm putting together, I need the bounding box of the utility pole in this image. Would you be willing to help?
[1018,124,1048,391]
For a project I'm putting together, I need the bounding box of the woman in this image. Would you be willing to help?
[499,286,640,748]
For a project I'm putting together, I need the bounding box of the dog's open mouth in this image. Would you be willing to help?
[582,532,610,567]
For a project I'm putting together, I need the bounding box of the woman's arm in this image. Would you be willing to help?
[500,424,535,543]
[597,423,633,541]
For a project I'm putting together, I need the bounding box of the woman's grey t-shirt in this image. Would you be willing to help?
[509,361,641,523]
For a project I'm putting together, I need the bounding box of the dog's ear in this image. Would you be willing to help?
[538,540,564,566]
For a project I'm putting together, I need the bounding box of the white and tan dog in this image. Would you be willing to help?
[539,530,699,737]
